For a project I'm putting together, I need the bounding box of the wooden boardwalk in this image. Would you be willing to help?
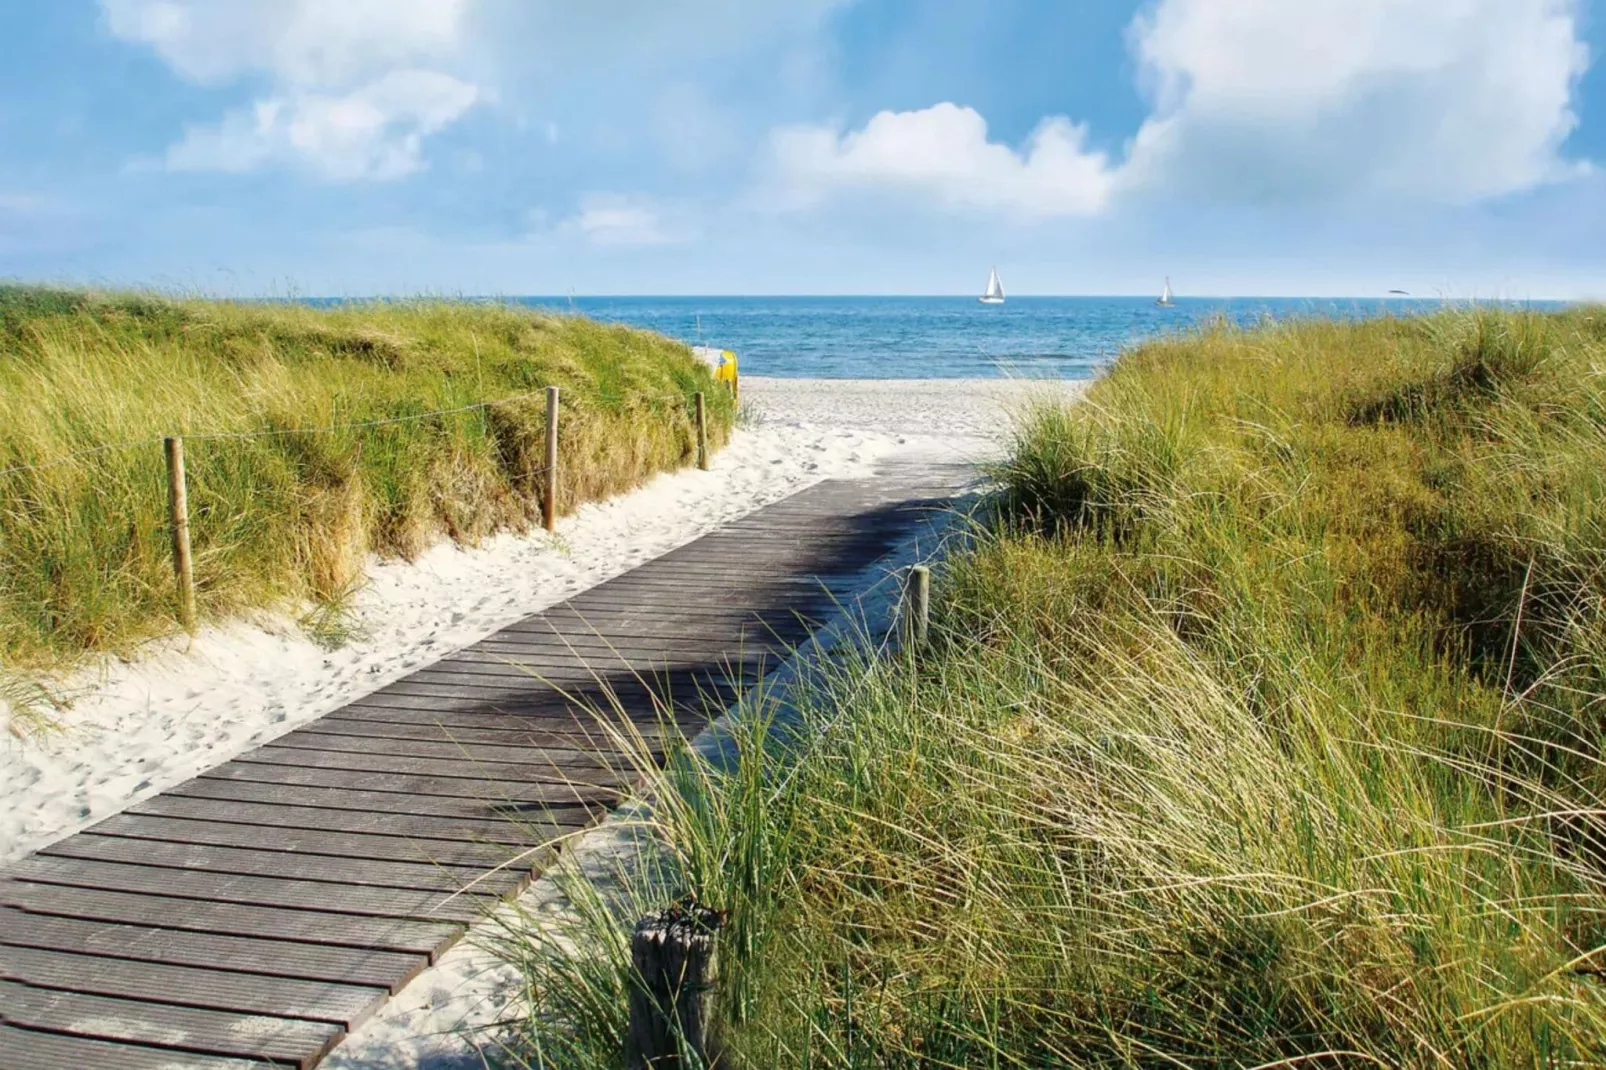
[0,465,971,1069]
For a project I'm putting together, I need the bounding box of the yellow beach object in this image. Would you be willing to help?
[691,345,740,391]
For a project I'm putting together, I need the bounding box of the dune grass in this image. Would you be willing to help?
[0,286,732,684]
[503,307,1606,1067]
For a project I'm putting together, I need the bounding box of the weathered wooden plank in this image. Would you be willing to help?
[539,592,828,616]
[373,656,755,692]
[0,1015,289,1066]
[132,791,579,842]
[266,728,638,771]
[366,675,744,710]
[8,857,497,923]
[443,633,787,660]
[657,529,904,548]
[334,689,710,723]
[732,506,945,524]
[174,769,606,823]
[3,946,386,1028]
[399,658,765,688]
[452,635,792,665]
[0,883,459,958]
[81,814,522,870]
[295,711,658,747]
[238,743,631,790]
[0,909,427,992]
[556,597,831,620]
[475,634,804,662]
[40,836,514,897]
[200,760,622,807]
[323,701,698,738]
[649,536,901,559]
[405,656,684,687]
[334,688,704,722]
[413,661,757,696]
[502,617,815,644]
[481,617,797,642]
[427,645,775,672]
[588,564,852,583]
[562,584,833,605]
[364,672,751,707]
[585,574,849,592]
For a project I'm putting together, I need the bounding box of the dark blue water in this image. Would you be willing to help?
[504,295,1562,380]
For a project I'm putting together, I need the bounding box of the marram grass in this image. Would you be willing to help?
[501,307,1606,1068]
[0,287,732,678]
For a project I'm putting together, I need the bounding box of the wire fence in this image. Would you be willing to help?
[0,385,710,480]
[3,376,731,635]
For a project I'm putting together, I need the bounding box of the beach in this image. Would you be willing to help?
[0,376,1085,865]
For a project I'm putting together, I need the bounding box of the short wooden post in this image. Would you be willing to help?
[731,368,740,406]
[904,564,930,648]
[543,386,559,532]
[164,436,196,634]
[695,391,710,471]
[627,902,724,1069]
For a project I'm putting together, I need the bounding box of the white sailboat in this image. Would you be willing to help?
[1156,277,1176,308]
[979,267,1005,305]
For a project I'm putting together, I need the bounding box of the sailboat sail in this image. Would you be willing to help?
[1157,277,1175,307]
[981,267,1005,304]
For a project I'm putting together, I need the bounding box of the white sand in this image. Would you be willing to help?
[0,375,1086,1067]
[743,375,1084,437]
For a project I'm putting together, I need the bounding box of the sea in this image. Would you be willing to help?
[506,295,1564,380]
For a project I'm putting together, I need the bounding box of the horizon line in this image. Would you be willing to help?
[284,292,1578,303]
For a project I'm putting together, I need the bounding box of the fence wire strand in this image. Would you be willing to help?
[0,382,719,478]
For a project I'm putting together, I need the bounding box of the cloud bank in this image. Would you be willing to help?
[104,0,481,181]
[772,0,1589,218]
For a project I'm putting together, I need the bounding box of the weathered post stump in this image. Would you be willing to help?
[543,386,560,532]
[627,900,726,1069]
[695,391,710,471]
[164,436,196,634]
[904,563,931,649]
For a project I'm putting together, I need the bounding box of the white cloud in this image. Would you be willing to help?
[566,195,680,247]
[1123,0,1588,203]
[768,0,1588,218]
[102,0,469,85]
[771,103,1115,219]
[166,71,481,182]
[103,0,479,181]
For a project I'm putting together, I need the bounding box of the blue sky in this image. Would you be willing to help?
[1,0,1603,298]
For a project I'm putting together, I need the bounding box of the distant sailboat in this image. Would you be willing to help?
[979,267,1005,305]
[1156,278,1176,308]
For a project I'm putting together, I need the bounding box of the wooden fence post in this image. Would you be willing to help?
[695,392,710,471]
[543,386,559,532]
[164,436,196,634]
[627,902,724,1070]
[904,564,930,649]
